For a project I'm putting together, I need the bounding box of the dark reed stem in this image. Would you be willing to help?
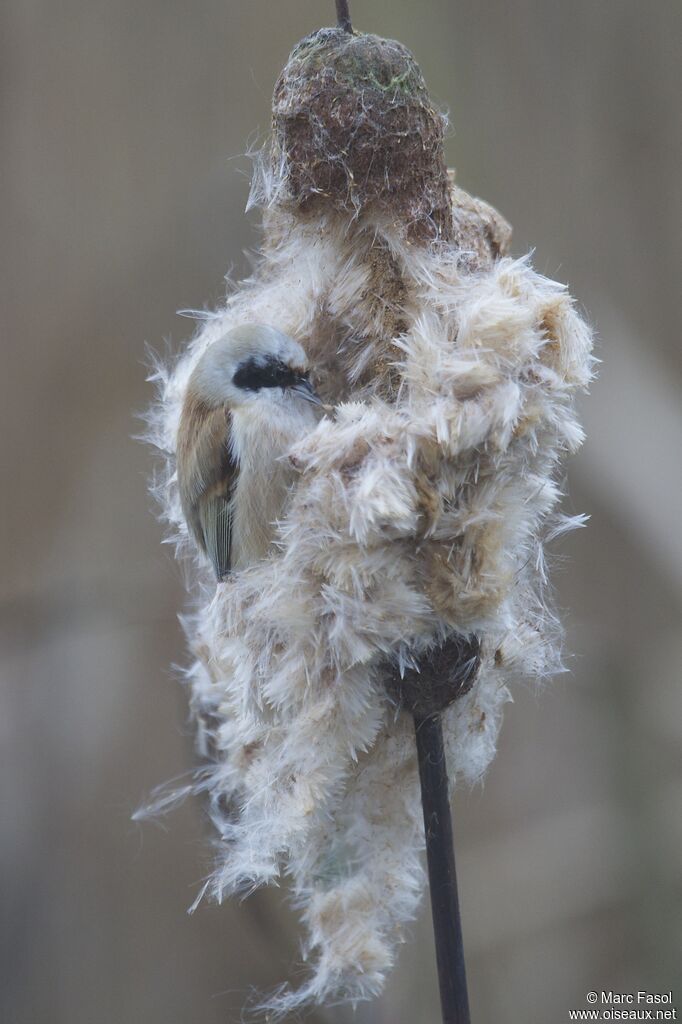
[414,712,471,1024]
[335,0,353,33]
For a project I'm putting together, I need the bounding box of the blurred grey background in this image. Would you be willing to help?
[2,2,681,1022]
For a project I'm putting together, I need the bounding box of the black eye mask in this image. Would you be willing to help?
[233,356,305,391]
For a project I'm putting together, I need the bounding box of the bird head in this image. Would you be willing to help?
[188,323,323,410]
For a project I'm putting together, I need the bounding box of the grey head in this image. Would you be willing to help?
[189,323,320,409]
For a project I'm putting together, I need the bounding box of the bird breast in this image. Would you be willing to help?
[229,399,318,570]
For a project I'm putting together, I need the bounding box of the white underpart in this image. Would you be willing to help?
[146,207,594,1015]
[230,394,319,570]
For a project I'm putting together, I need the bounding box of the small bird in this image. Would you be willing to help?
[177,323,324,580]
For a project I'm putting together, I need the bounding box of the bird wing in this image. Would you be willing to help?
[198,476,234,582]
[177,400,237,581]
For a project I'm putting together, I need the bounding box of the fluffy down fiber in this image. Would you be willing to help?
[146,193,593,1012]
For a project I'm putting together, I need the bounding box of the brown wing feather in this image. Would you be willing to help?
[176,394,237,580]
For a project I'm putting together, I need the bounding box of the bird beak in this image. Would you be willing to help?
[291,377,325,407]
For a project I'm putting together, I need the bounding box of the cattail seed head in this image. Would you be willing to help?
[271,28,453,242]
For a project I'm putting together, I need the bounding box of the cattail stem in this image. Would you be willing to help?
[414,711,471,1024]
[335,0,353,33]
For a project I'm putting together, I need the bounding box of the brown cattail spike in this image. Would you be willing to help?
[271,28,453,242]
[383,634,481,717]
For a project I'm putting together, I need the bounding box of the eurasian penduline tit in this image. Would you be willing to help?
[177,323,325,580]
